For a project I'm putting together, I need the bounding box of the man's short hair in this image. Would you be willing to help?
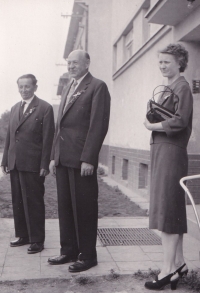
[17,74,38,86]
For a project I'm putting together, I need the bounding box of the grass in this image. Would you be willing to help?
[181,270,200,292]
[74,275,96,285]
[0,272,199,292]
[133,268,160,280]
[0,171,147,219]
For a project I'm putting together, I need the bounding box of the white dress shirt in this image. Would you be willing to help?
[63,72,89,113]
[21,95,35,113]
[74,72,89,90]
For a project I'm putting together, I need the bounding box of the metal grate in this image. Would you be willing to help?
[97,228,161,246]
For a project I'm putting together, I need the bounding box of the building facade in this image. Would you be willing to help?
[110,0,200,203]
[62,0,200,202]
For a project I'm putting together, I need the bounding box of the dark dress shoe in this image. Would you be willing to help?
[176,263,188,278]
[69,258,97,273]
[27,242,44,254]
[10,237,29,247]
[48,255,77,265]
[145,272,179,290]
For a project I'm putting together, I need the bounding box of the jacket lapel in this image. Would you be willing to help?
[62,72,92,118]
[58,81,73,122]
[17,96,39,129]
[12,102,21,127]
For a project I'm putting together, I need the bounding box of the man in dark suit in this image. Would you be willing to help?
[48,50,110,272]
[1,74,55,254]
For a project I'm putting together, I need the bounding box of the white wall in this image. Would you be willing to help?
[180,41,200,154]
[112,0,144,42]
[86,0,113,145]
[110,30,173,150]
[87,0,113,91]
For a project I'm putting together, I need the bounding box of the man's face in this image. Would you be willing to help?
[67,51,89,80]
[18,78,37,100]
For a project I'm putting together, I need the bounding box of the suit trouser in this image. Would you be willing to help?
[10,168,45,243]
[56,164,98,260]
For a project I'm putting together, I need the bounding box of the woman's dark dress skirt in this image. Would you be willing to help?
[149,143,188,234]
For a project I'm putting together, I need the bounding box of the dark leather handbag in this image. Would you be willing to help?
[146,85,177,124]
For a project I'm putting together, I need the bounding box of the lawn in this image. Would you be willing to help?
[0,173,147,218]
[0,273,195,293]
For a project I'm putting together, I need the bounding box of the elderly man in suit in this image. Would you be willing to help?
[48,50,110,272]
[1,74,55,254]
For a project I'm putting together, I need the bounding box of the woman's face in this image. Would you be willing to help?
[158,53,180,79]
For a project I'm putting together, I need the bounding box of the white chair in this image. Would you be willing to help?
[180,175,200,232]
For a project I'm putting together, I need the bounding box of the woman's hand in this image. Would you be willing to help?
[144,118,165,132]
[144,118,154,131]
[147,100,151,112]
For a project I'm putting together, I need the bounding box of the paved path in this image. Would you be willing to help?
[0,217,200,281]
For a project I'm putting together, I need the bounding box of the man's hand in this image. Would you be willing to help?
[1,166,9,175]
[40,168,49,177]
[49,160,56,177]
[81,162,94,177]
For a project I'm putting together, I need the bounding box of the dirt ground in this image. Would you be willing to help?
[0,173,147,219]
[0,275,193,293]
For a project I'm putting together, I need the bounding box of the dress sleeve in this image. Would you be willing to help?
[161,83,193,137]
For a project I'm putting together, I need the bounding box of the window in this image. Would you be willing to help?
[142,8,150,43]
[122,159,129,180]
[124,29,133,61]
[113,45,117,72]
[112,156,115,174]
[138,163,148,189]
[192,80,200,94]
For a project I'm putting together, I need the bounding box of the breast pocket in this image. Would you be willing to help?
[31,117,43,133]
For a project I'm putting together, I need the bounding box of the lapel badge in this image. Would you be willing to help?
[69,90,86,105]
[24,107,36,117]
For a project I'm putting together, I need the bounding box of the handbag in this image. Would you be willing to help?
[146,85,178,124]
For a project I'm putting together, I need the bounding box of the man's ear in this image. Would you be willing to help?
[34,85,38,92]
[86,59,90,69]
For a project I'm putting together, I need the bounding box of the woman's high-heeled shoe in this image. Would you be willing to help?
[176,263,188,278]
[145,271,179,291]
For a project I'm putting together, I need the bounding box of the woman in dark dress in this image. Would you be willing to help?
[144,44,193,290]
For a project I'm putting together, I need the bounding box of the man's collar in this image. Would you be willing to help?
[21,95,35,105]
[74,72,89,85]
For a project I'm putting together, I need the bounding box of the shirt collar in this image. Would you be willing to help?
[74,72,89,87]
[21,95,35,105]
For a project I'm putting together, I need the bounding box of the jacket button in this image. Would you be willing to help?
[16,139,18,142]
[16,131,19,133]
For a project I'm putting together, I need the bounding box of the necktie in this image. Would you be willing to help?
[63,80,78,113]
[19,101,26,120]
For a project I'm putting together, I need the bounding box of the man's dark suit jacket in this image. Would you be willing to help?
[51,72,110,169]
[1,96,55,172]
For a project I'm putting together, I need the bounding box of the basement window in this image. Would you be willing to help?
[139,163,148,189]
[122,159,129,180]
[112,156,115,175]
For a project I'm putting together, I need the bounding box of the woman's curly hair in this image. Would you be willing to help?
[158,44,189,72]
